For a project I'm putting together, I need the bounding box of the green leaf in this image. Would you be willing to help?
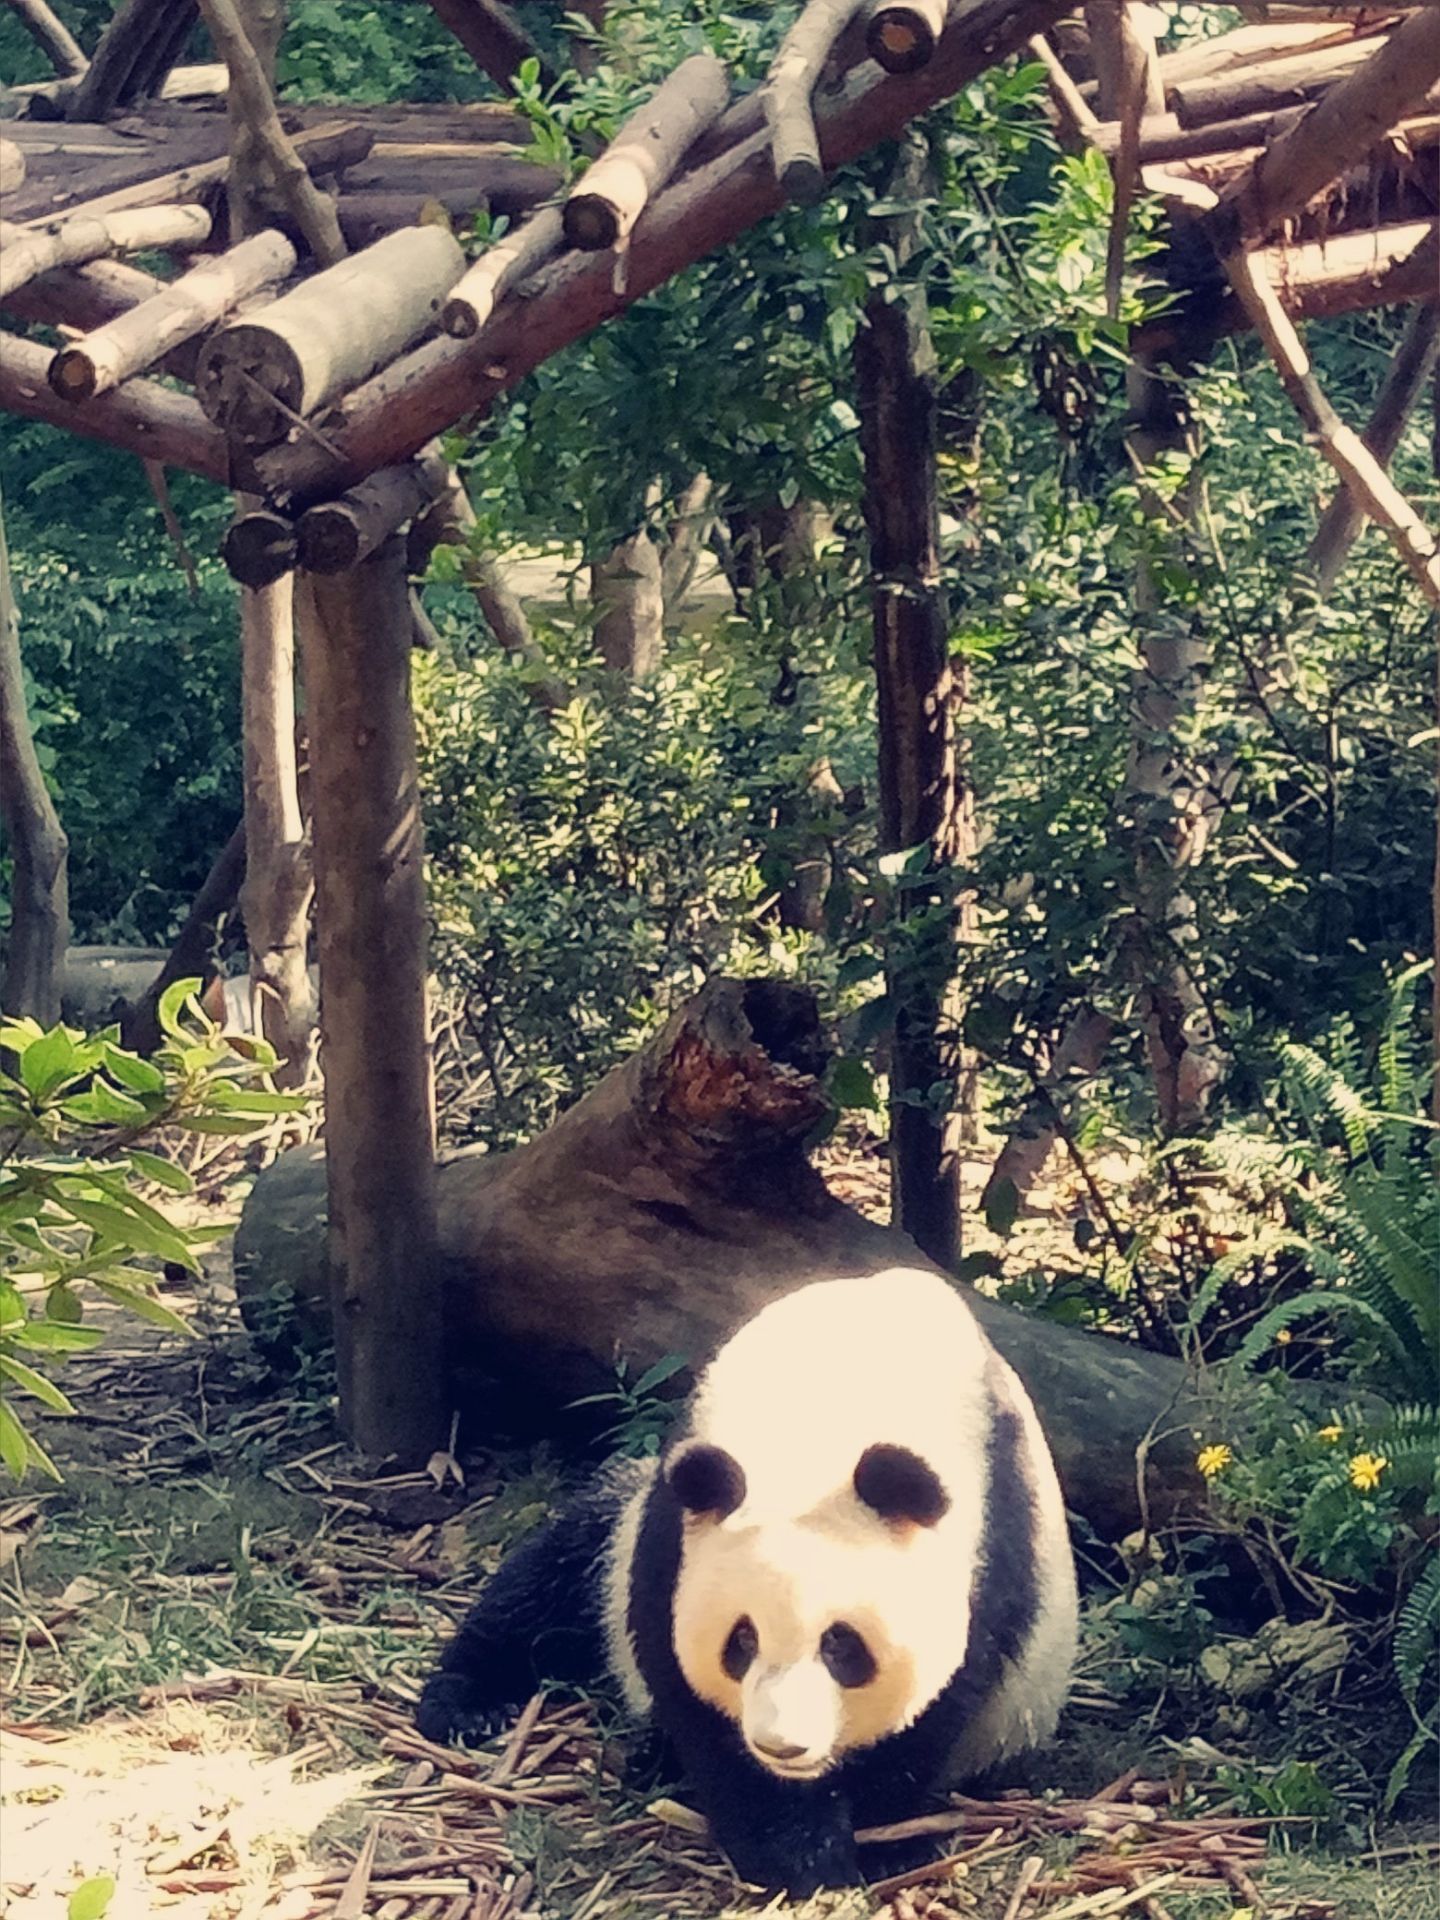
[68,1875,116,1920]
[984,1177,1021,1238]
[62,1082,151,1127]
[157,978,204,1039]
[92,1281,192,1337]
[632,1353,689,1396]
[0,1398,32,1479]
[829,1057,880,1112]
[0,1353,76,1414]
[103,1046,165,1094]
[46,1192,199,1271]
[206,1085,309,1115]
[173,1114,268,1135]
[20,1027,78,1103]
[15,1322,103,1353]
[126,1149,193,1195]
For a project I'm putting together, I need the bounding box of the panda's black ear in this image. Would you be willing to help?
[668,1443,746,1519]
[854,1444,950,1528]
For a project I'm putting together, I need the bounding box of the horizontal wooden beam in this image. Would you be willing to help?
[0,330,231,482]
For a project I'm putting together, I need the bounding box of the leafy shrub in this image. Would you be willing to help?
[0,984,308,1479]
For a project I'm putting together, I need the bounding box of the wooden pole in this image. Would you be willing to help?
[67,0,197,121]
[0,483,69,1025]
[3,0,89,77]
[296,448,450,573]
[297,539,443,1461]
[765,0,871,203]
[0,204,212,303]
[442,206,564,338]
[867,0,949,76]
[424,0,553,95]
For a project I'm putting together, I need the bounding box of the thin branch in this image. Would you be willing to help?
[1026,31,1100,147]
[196,0,347,267]
[1225,247,1440,607]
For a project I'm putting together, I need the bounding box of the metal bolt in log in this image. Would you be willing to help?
[295,447,450,574]
[48,229,298,404]
[866,0,949,76]
[442,205,564,337]
[194,224,466,448]
[222,506,299,588]
[562,53,731,251]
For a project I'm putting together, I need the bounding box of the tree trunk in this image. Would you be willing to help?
[235,976,1219,1541]
[121,821,246,1053]
[0,485,69,1025]
[591,526,664,677]
[855,137,963,1267]
[295,538,442,1460]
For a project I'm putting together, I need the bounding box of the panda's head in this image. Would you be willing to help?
[666,1439,959,1780]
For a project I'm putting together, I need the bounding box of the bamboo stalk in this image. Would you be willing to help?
[196,0,347,268]
[562,54,730,251]
[441,205,564,337]
[194,224,465,447]
[765,0,871,203]
[1225,246,1440,606]
[48,229,297,402]
[867,0,950,76]
[0,203,211,301]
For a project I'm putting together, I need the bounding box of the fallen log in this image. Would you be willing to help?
[0,201,211,301]
[562,53,729,251]
[237,976,1222,1539]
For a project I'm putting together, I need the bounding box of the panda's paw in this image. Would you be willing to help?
[415,1671,519,1747]
[723,1825,860,1897]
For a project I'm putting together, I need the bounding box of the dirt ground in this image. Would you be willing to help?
[1,1212,1436,1920]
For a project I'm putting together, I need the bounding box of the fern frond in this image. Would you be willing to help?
[1230,1291,1397,1372]
[1281,1041,1376,1160]
[1395,1556,1440,1706]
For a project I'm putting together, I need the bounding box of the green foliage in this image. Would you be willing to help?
[569,1353,688,1457]
[0,986,308,1480]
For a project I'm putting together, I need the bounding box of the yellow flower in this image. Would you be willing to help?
[1275,1328,1293,1345]
[1316,1424,1343,1444]
[1348,1452,1389,1492]
[1197,1444,1233,1479]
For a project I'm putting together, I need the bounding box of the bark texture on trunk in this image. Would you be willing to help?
[0,488,69,1024]
[855,142,963,1267]
[295,540,442,1460]
[591,526,664,678]
[235,976,1218,1539]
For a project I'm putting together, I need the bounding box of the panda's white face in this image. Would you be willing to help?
[667,1441,971,1778]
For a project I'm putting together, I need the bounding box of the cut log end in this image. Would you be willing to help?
[562,194,623,253]
[223,509,299,588]
[194,322,307,446]
[46,347,98,402]
[440,297,483,338]
[867,8,940,74]
[777,155,827,205]
[296,503,365,575]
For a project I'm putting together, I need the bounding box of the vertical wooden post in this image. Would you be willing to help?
[297,537,443,1459]
[854,136,963,1267]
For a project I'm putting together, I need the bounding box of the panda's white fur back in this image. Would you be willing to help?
[602,1268,1078,1780]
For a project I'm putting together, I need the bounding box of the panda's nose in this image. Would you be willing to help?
[752,1736,809,1762]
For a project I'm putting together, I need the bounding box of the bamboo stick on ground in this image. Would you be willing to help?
[0,203,211,301]
[1225,246,1440,607]
[867,0,949,76]
[442,206,564,336]
[765,0,871,203]
[562,54,729,250]
[194,224,465,447]
[48,228,297,403]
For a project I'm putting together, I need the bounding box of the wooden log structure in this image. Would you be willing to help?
[237,976,1232,1540]
[0,201,211,301]
[562,54,730,252]
[66,0,197,123]
[867,0,950,77]
[1169,36,1383,128]
[442,204,564,337]
[48,228,297,402]
[194,224,465,447]
[295,539,443,1459]
[1094,98,1440,163]
[765,0,872,204]
[222,505,298,588]
[295,447,450,573]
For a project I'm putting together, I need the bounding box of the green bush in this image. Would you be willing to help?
[0,984,308,1480]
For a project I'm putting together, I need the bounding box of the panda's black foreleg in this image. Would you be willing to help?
[666,1714,861,1896]
[416,1469,628,1747]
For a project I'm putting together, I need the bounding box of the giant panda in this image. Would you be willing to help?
[417,1267,1078,1895]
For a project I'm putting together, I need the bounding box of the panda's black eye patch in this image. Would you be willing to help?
[723,1616,758,1680]
[821,1621,876,1689]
